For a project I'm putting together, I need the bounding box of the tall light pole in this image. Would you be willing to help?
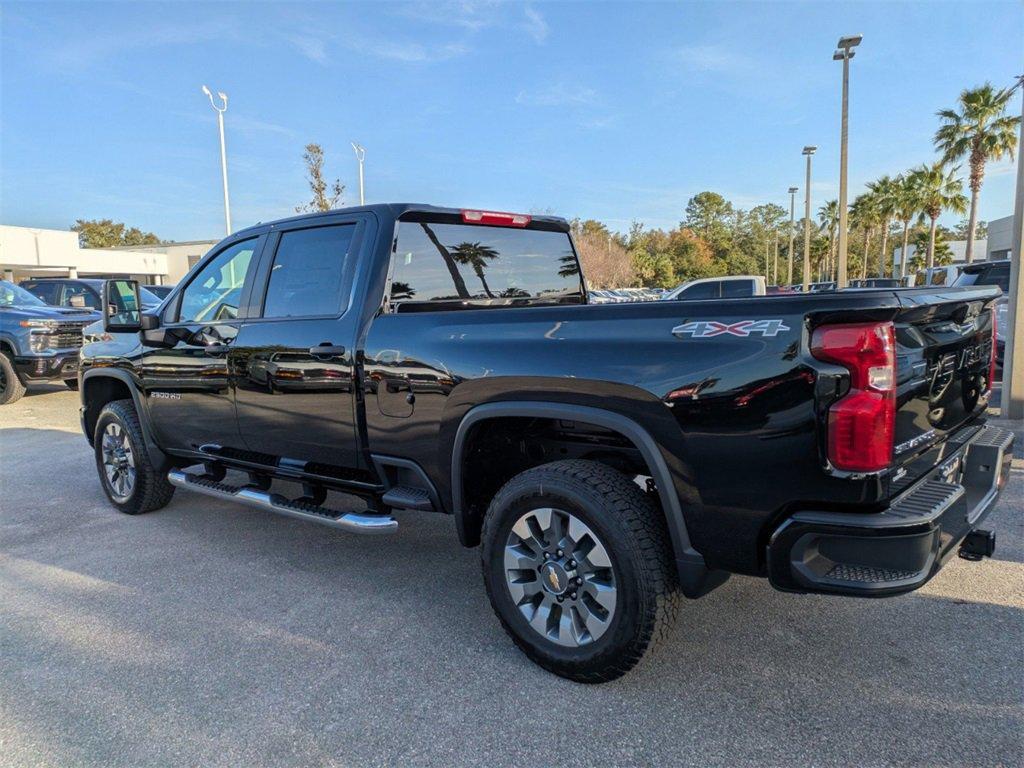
[802,146,817,291]
[201,86,231,236]
[787,186,798,285]
[772,231,779,285]
[351,142,366,205]
[1001,74,1024,420]
[833,34,862,290]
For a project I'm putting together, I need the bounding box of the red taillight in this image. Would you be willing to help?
[460,209,531,227]
[988,307,997,391]
[811,321,896,473]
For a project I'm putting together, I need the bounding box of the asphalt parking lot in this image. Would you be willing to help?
[1,386,1022,768]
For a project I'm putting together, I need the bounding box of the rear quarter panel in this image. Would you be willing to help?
[362,292,906,573]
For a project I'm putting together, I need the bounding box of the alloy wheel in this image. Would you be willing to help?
[101,422,136,501]
[503,507,617,647]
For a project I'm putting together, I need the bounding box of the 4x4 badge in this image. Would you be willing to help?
[672,319,790,339]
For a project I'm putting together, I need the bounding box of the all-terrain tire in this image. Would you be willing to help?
[0,352,27,405]
[94,399,175,514]
[481,459,681,683]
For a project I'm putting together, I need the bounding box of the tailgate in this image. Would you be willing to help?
[892,286,1000,477]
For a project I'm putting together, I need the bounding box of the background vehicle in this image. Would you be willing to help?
[808,281,837,292]
[661,275,766,300]
[954,261,1011,367]
[144,284,174,300]
[77,204,1011,683]
[916,264,964,287]
[21,277,163,311]
[849,278,903,288]
[0,279,97,403]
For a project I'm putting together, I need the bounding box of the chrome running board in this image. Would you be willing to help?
[167,469,398,534]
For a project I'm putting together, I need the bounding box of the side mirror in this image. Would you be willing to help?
[102,279,143,332]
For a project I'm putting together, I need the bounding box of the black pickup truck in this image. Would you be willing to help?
[79,204,1012,682]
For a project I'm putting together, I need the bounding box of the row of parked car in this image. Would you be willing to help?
[0,276,175,404]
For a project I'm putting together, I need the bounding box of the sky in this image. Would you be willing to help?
[1,1,1022,242]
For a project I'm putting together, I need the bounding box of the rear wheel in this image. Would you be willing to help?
[94,399,175,514]
[0,353,26,405]
[481,459,680,683]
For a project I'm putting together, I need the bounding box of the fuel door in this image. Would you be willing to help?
[369,349,414,418]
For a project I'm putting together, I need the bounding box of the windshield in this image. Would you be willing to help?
[0,280,48,308]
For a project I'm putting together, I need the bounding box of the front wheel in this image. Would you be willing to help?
[94,399,175,514]
[0,353,27,405]
[481,459,680,683]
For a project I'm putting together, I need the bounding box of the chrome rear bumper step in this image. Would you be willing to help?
[168,469,398,534]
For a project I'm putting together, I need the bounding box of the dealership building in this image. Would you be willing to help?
[892,213,1017,269]
[0,225,216,286]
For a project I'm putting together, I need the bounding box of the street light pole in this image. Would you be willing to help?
[1001,74,1024,420]
[787,186,798,285]
[201,85,231,235]
[773,231,779,285]
[802,146,817,291]
[351,142,366,205]
[833,34,862,290]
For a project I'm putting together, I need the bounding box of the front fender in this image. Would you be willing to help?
[81,368,171,472]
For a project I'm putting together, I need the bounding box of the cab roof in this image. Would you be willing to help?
[232,204,571,238]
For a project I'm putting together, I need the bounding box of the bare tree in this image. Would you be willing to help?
[574,231,635,289]
[296,143,344,213]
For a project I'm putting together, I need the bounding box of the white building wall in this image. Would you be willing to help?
[0,225,167,281]
[986,215,1013,260]
[113,241,218,284]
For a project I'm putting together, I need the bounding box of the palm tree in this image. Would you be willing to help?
[420,223,469,298]
[907,162,968,270]
[893,173,921,278]
[818,200,839,281]
[865,175,900,278]
[934,83,1020,262]
[849,192,879,280]
[450,241,500,298]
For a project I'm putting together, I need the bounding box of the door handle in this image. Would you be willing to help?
[309,344,346,358]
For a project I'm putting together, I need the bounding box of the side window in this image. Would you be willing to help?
[262,224,355,318]
[722,280,754,298]
[23,282,59,305]
[178,239,256,323]
[389,220,583,308]
[63,283,101,309]
[679,282,720,300]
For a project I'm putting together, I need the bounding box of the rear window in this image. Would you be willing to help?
[721,280,754,298]
[678,282,719,300]
[389,220,583,310]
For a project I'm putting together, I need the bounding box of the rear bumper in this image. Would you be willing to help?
[767,425,1014,596]
[13,353,80,382]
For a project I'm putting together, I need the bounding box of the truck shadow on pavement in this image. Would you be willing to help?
[1,426,1022,767]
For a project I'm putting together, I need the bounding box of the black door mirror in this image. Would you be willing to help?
[102,279,143,332]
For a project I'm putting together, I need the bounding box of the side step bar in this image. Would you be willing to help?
[167,469,398,534]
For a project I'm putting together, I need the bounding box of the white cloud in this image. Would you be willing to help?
[344,36,470,63]
[521,6,549,44]
[286,33,330,64]
[516,82,598,107]
[670,44,751,74]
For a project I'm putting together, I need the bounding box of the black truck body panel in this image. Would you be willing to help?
[78,204,1009,595]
